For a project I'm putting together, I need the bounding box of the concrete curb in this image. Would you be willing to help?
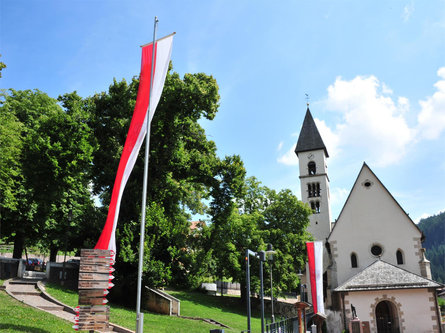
[37,281,77,314]
[37,281,134,333]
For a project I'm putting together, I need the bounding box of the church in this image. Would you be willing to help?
[295,107,443,333]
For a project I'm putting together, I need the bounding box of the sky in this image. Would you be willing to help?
[1,0,445,223]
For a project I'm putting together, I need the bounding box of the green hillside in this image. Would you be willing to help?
[418,211,445,283]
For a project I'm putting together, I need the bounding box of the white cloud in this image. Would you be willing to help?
[277,144,298,166]
[277,141,284,151]
[414,209,445,224]
[414,213,430,224]
[277,67,445,169]
[314,118,341,158]
[417,67,445,140]
[402,1,414,22]
[325,75,414,167]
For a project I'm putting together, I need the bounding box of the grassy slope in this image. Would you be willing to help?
[44,283,262,332]
[0,290,73,333]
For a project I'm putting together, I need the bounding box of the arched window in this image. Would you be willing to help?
[307,183,320,198]
[396,249,404,265]
[308,161,316,175]
[351,253,358,268]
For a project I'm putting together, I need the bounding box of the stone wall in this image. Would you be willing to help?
[0,257,24,279]
[46,262,79,290]
[144,287,180,316]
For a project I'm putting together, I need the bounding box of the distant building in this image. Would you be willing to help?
[295,107,443,333]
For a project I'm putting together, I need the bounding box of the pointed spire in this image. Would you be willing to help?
[295,107,329,157]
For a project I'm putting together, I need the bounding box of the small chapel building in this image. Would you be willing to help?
[295,107,443,333]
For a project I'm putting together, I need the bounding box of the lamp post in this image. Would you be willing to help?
[245,249,256,333]
[258,250,266,333]
[245,246,276,333]
[266,244,276,323]
[297,270,304,302]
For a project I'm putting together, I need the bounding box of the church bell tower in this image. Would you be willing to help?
[295,107,332,241]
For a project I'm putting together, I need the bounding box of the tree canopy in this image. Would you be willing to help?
[0,62,312,303]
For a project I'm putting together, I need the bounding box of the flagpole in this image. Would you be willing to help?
[136,16,158,333]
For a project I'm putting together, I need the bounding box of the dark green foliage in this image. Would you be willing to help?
[1,62,312,300]
[418,211,445,283]
[0,89,97,259]
[208,175,312,299]
[88,65,222,293]
[0,56,5,78]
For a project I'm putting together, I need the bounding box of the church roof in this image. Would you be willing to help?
[334,260,442,292]
[295,108,329,157]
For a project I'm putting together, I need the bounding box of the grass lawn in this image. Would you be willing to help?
[0,290,73,333]
[44,283,262,332]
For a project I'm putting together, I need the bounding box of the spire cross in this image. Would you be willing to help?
[305,93,310,107]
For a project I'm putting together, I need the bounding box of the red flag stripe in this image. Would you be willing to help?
[306,242,318,314]
[95,35,173,255]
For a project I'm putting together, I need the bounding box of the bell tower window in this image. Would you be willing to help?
[308,183,321,198]
[308,161,316,175]
[310,201,320,214]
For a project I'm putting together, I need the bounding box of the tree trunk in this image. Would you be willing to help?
[240,278,249,304]
[12,232,24,259]
[49,246,58,262]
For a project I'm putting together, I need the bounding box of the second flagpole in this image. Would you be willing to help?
[136,16,158,333]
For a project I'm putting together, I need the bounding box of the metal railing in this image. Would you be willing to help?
[265,316,299,333]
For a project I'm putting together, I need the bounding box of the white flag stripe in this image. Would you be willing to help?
[149,36,173,124]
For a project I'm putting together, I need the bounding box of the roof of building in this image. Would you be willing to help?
[334,259,443,292]
[190,220,206,231]
[295,107,329,157]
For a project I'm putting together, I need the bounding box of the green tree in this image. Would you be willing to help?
[208,155,247,292]
[0,55,5,78]
[0,89,96,259]
[87,64,222,296]
[208,175,312,300]
[261,188,312,295]
[0,98,23,215]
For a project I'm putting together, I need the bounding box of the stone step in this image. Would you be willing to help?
[38,305,64,311]
[9,279,38,285]
[13,291,41,296]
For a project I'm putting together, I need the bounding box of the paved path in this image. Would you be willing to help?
[4,275,133,333]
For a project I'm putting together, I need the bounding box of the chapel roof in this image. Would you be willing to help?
[295,108,329,157]
[334,259,442,292]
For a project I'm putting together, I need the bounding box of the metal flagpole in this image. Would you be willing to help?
[136,16,158,333]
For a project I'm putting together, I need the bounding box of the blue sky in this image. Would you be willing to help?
[2,0,445,223]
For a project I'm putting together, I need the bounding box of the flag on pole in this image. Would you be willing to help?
[306,241,324,315]
[95,33,174,255]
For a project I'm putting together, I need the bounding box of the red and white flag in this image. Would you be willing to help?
[95,33,174,255]
[306,241,324,314]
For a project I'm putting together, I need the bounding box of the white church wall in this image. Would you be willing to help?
[344,289,440,333]
[328,165,423,286]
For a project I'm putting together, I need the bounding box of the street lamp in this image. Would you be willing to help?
[266,244,276,323]
[245,246,276,333]
[245,249,256,333]
[297,269,304,302]
[258,250,266,333]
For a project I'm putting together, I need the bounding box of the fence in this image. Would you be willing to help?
[265,316,299,333]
